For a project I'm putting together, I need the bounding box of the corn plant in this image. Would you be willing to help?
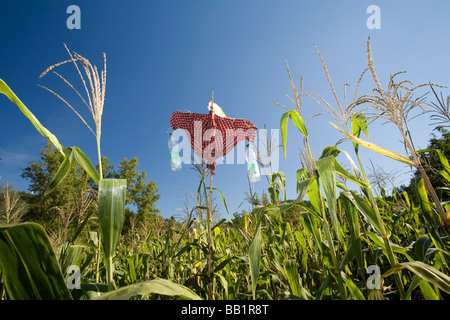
[274,42,450,300]
[0,47,200,300]
[2,41,450,301]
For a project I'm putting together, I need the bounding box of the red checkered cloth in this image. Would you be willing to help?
[170,110,257,174]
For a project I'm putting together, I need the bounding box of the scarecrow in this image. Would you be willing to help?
[170,94,257,175]
[169,92,257,299]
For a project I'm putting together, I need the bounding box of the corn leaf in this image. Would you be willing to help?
[98,179,127,261]
[336,150,370,189]
[341,272,365,300]
[418,278,441,300]
[249,210,263,299]
[316,156,340,241]
[351,113,369,152]
[288,109,308,138]
[213,187,229,215]
[405,275,421,300]
[319,146,342,159]
[72,146,101,184]
[280,111,290,159]
[318,146,370,189]
[306,177,322,215]
[45,147,74,195]
[417,148,450,174]
[283,259,307,299]
[0,79,65,156]
[271,171,286,202]
[280,109,308,159]
[296,176,312,202]
[382,261,450,294]
[340,194,364,275]
[330,122,416,167]
[61,244,84,275]
[341,191,384,235]
[0,223,72,300]
[416,178,449,267]
[366,231,419,261]
[93,278,202,300]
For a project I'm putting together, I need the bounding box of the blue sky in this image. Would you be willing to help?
[1,1,450,219]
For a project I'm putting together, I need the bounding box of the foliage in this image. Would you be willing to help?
[20,142,94,226]
[1,42,450,301]
[0,182,28,224]
[20,143,160,235]
[401,127,450,201]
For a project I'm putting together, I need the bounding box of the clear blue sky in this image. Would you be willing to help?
[1,1,450,219]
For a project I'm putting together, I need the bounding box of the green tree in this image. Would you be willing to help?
[111,157,161,233]
[20,142,93,226]
[20,143,161,231]
[401,127,450,201]
[114,157,160,217]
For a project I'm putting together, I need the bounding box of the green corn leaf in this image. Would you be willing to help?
[283,259,303,298]
[405,275,421,300]
[174,242,202,258]
[342,191,384,235]
[0,223,72,300]
[296,202,323,222]
[306,177,322,215]
[45,147,74,195]
[216,273,229,300]
[417,178,445,244]
[405,275,441,300]
[211,218,228,231]
[93,278,202,300]
[330,122,416,167]
[271,171,286,202]
[412,237,433,262]
[316,156,340,241]
[340,194,364,275]
[296,177,312,202]
[294,230,306,247]
[0,79,65,156]
[335,151,370,189]
[440,170,450,184]
[341,272,365,300]
[365,231,419,261]
[214,256,240,273]
[249,211,263,300]
[213,187,229,215]
[339,238,355,270]
[268,185,280,205]
[417,148,450,174]
[280,109,308,159]
[98,179,127,282]
[351,113,369,152]
[280,111,290,159]
[61,244,84,275]
[418,277,441,300]
[126,257,137,284]
[416,178,449,268]
[288,109,308,138]
[382,261,450,294]
[300,214,323,254]
[72,146,101,184]
[351,112,369,138]
[319,146,342,159]
[317,146,370,189]
[417,147,450,184]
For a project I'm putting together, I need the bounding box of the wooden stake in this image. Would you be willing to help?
[207,89,214,300]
